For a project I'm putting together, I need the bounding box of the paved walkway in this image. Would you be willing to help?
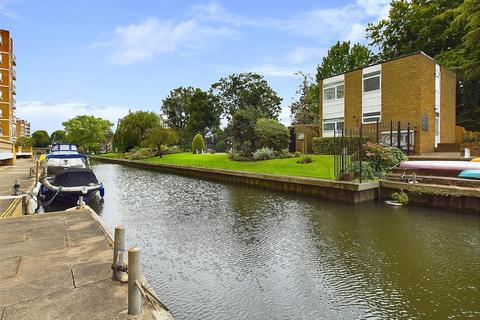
[0,209,173,320]
[0,159,35,214]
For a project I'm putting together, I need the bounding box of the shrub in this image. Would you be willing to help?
[228,148,251,161]
[229,141,254,161]
[297,155,313,164]
[125,147,154,160]
[364,142,406,175]
[312,137,367,154]
[391,191,409,205]
[207,149,216,154]
[276,149,294,159]
[254,118,290,151]
[215,140,227,152]
[294,151,302,157]
[191,134,205,154]
[253,147,275,160]
[345,161,377,181]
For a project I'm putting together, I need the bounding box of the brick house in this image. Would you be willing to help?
[314,52,456,154]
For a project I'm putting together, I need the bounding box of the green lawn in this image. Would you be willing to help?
[101,152,335,179]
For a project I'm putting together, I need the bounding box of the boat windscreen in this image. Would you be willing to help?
[47,157,88,169]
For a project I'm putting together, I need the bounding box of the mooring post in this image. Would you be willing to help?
[128,247,142,316]
[112,225,126,281]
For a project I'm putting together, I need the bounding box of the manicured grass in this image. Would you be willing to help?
[106,153,334,179]
[99,152,124,159]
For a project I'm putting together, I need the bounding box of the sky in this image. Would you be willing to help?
[0,0,390,133]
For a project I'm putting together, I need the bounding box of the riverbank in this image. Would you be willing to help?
[0,207,174,319]
[93,156,378,204]
[101,153,335,179]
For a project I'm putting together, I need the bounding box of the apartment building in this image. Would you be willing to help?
[0,29,17,142]
[16,119,30,138]
[318,52,456,154]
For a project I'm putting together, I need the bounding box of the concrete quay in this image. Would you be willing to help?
[0,158,36,217]
[0,209,174,320]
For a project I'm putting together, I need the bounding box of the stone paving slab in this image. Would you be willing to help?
[0,209,173,319]
[0,159,35,214]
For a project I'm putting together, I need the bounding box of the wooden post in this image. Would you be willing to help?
[128,247,142,315]
[112,225,126,281]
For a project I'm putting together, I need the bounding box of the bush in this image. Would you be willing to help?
[191,134,205,154]
[125,147,154,160]
[345,161,377,181]
[276,149,294,159]
[297,155,313,164]
[391,191,409,205]
[228,148,251,161]
[312,137,367,154]
[215,140,227,152]
[207,149,216,154]
[254,118,290,151]
[294,151,302,157]
[253,147,276,160]
[364,142,406,175]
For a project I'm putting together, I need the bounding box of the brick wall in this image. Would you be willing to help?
[344,70,362,129]
[441,67,456,143]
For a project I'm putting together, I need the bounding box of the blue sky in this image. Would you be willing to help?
[1,0,389,133]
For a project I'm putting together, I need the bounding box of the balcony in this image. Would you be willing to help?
[11,68,16,80]
[11,53,16,66]
[11,83,16,95]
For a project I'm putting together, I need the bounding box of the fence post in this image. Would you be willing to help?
[397,121,401,149]
[390,120,393,147]
[341,129,344,173]
[407,123,411,156]
[359,124,363,183]
[376,118,379,144]
[112,225,126,281]
[128,247,142,316]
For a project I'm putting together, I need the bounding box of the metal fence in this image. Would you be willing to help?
[333,120,416,182]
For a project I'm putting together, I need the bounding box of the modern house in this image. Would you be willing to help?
[296,52,456,155]
[16,119,31,138]
[0,29,17,143]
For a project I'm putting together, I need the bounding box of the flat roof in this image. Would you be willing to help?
[320,51,455,81]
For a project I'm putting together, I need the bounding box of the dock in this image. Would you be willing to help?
[0,209,174,320]
[0,158,36,217]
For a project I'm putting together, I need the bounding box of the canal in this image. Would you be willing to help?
[86,162,479,319]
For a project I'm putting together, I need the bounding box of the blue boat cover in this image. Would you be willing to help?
[458,170,480,180]
[46,154,87,159]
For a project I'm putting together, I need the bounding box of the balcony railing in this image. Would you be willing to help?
[11,53,16,66]
[11,68,16,80]
[11,83,16,95]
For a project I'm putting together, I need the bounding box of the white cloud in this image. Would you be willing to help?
[248,64,299,77]
[356,0,390,19]
[16,101,131,133]
[94,17,235,65]
[0,0,16,18]
[284,46,327,65]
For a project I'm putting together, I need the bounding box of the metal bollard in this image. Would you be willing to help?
[112,225,126,281]
[128,247,142,315]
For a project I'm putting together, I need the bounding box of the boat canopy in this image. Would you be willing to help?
[46,154,87,159]
[50,144,78,155]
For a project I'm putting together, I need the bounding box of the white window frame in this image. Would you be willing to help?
[323,81,345,101]
[362,111,381,124]
[362,70,381,93]
[323,117,344,132]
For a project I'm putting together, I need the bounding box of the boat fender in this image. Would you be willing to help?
[100,186,105,198]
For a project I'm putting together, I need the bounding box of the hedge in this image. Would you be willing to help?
[312,137,368,155]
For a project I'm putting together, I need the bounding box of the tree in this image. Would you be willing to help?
[50,130,67,143]
[229,107,261,158]
[211,72,282,122]
[254,118,289,151]
[191,134,205,154]
[184,88,221,143]
[142,127,178,157]
[290,72,319,125]
[366,0,480,130]
[31,130,50,148]
[62,115,113,153]
[316,41,374,82]
[114,111,160,152]
[16,136,33,147]
[161,87,192,146]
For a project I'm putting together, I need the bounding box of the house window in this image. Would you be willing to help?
[363,111,381,123]
[323,118,344,132]
[363,71,381,92]
[323,82,345,100]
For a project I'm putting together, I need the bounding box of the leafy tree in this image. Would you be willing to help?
[316,41,374,82]
[142,127,178,157]
[191,133,205,153]
[366,0,480,130]
[31,130,50,147]
[63,115,113,153]
[229,107,261,158]
[50,130,67,143]
[114,111,160,152]
[185,88,221,142]
[16,136,33,147]
[161,87,192,146]
[290,72,319,125]
[211,72,282,122]
[254,118,289,151]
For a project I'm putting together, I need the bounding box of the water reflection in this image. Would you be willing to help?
[55,162,480,320]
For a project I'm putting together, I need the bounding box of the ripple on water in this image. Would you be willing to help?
[88,163,480,320]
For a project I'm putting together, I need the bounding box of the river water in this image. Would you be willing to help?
[80,162,479,319]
